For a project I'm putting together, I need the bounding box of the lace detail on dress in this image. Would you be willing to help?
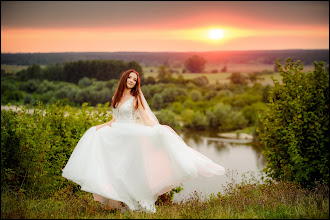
[112,97,138,122]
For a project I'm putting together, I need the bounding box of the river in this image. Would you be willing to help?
[173,130,267,202]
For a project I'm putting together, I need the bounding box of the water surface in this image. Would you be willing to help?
[173,130,267,202]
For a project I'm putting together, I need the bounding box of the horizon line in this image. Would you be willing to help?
[2,48,329,54]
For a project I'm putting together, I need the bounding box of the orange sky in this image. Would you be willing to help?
[1,1,329,53]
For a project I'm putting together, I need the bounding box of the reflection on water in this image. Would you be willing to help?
[173,130,267,202]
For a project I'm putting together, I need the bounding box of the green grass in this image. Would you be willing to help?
[2,172,328,219]
[142,64,316,86]
[1,64,49,74]
[1,64,29,74]
[142,65,282,85]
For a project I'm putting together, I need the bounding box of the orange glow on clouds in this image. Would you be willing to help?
[1,24,329,53]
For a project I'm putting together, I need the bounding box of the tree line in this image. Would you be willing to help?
[1,50,328,66]
[14,60,143,84]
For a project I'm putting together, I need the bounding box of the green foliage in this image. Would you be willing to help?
[157,65,172,80]
[15,60,143,84]
[191,76,209,87]
[257,58,329,188]
[224,93,262,109]
[16,64,43,81]
[145,76,156,85]
[161,87,187,104]
[184,55,207,73]
[156,109,179,130]
[19,79,40,93]
[78,77,92,87]
[206,103,232,128]
[151,93,164,110]
[241,102,267,125]
[228,72,247,85]
[1,102,112,197]
[189,90,202,102]
[170,101,184,114]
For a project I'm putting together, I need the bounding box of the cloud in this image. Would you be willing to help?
[1,1,329,30]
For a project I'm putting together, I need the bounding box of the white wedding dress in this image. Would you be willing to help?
[62,96,225,213]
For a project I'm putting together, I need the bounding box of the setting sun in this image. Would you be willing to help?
[208,29,224,40]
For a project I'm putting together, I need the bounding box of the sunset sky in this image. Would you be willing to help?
[1,1,329,53]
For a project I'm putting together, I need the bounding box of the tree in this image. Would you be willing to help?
[248,72,258,83]
[221,66,227,73]
[151,93,164,110]
[229,72,246,85]
[157,65,172,80]
[184,55,206,73]
[78,77,92,87]
[257,58,329,188]
[145,76,156,84]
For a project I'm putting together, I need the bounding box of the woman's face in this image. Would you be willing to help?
[126,72,137,89]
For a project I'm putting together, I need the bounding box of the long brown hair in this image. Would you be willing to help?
[111,69,145,110]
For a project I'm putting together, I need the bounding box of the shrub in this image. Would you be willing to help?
[192,111,208,130]
[241,102,267,125]
[156,109,179,130]
[257,59,329,188]
[151,93,164,110]
[1,102,112,197]
[190,90,202,102]
[77,77,92,87]
[228,72,247,85]
[19,79,40,93]
[206,103,232,128]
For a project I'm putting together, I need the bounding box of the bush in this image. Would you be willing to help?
[77,77,92,87]
[190,90,202,102]
[171,101,184,114]
[23,94,35,105]
[241,102,267,125]
[19,79,40,93]
[225,111,248,130]
[191,111,208,130]
[206,103,232,128]
[257,59,329,188]
[36,80,56,94]
[145,76,156,84]
[1,102,112,197]
[151,93,164,110]
[191,76,209,87]
[228,72,247,85]
[156,109,179,130]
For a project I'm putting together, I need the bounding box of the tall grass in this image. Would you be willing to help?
[2,171,328,219]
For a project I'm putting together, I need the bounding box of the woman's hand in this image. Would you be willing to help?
[96,121,112,131]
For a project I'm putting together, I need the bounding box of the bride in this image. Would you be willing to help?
[62,69,225,213]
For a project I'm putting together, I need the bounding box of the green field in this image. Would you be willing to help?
[1,64,29,74]
[2,63,316,86]
[143,66,284,86]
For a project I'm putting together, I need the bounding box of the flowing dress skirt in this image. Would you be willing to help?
[62,121,225,213]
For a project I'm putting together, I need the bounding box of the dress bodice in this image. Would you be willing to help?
[112,96,138,122]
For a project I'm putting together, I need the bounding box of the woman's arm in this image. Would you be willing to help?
[136,97,157,127]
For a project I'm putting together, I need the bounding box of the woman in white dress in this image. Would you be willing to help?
[62,69,225,213]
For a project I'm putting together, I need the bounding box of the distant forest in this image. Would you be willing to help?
[1,50,329,67]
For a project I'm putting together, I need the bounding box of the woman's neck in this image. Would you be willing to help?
[123,88,131,97]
